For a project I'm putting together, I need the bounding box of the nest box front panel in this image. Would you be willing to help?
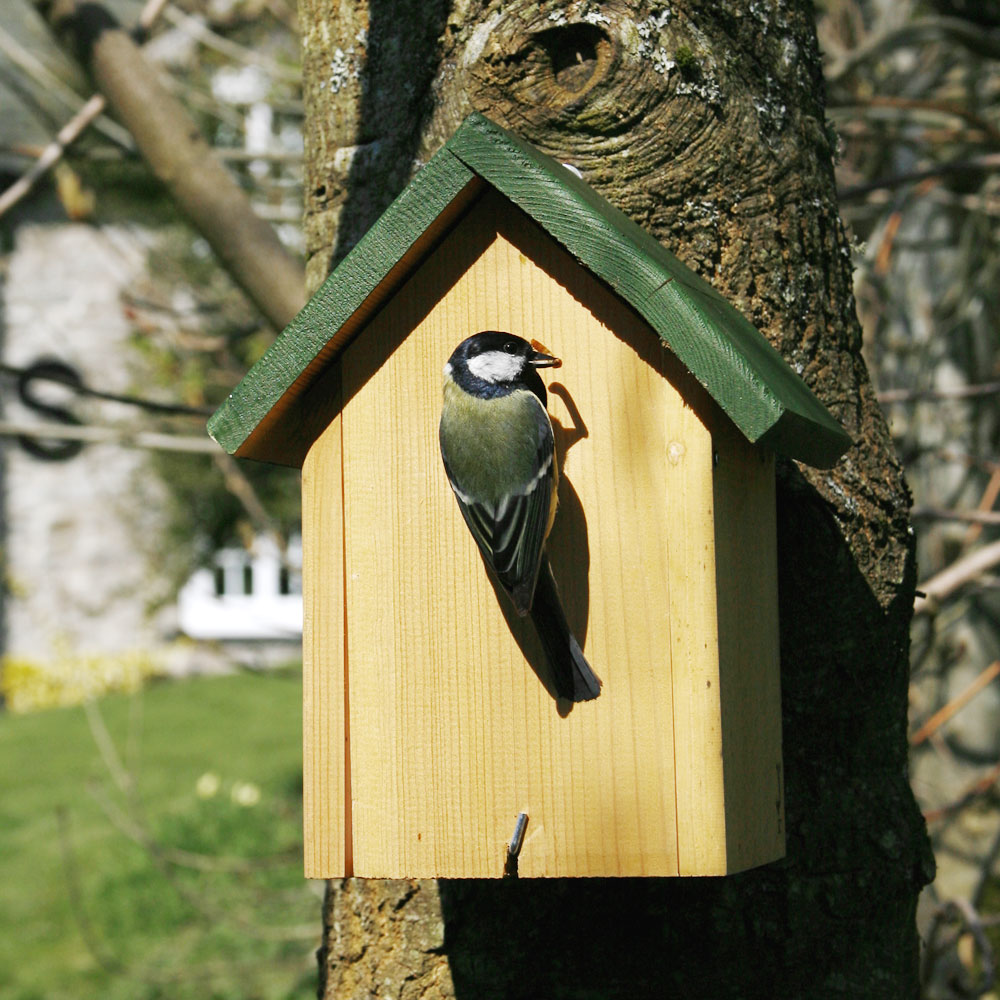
[302,190,780,878]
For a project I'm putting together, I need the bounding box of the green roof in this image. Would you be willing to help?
[209,113,851,468]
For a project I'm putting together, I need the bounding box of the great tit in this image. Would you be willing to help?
[439,331,602,702]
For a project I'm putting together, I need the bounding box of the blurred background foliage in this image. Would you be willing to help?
[2,0,1000,996]
[1,0,304,603]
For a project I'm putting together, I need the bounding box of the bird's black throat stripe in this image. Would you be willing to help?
[449,360,547,404]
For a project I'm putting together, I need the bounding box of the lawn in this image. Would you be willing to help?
[0,669,320,1000]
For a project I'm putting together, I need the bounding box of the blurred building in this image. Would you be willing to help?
[178,534,302,644]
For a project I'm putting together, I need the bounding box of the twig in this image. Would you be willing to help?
[877,380,1000,403]
[212,452,288,560]
[872,177,940,275]
[910,660,1000,746]
[914,539,1000,615]
[56,805,121,972]
[80,708,314,941]
[0,0,172,219]
[86,777,293,873]
[85,777,316,940]
[923,760,1000,823]
[965,467,1000,546]
[138,0,171,30]
[83,699,133,795]
[0,25,134,149]
[950,899,995,993]
[0,93,108,219]
[839,152,1000,202]
[827,95,1000,146]
[0,419,218,453]
[216,149,304,164]
[973,824,1000,910]
[911,507,1000,526]
[922,899,995,992]
[931,449,1000,475]
[826,16,1000,83]
[160,4,300,82]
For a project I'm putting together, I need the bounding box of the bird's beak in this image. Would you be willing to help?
[529,339,562,368]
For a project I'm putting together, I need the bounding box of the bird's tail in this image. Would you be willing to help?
[530,557,601,702]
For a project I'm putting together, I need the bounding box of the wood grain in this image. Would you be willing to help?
[295,190,783,877]
[332,191,682,876]
[301,406,347,877]
[712,418,785,871]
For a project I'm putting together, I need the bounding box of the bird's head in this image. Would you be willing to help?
[445,331,561,389]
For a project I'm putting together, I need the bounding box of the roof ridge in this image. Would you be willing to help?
[209,113,851,468]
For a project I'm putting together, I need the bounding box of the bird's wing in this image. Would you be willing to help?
[442,396,554,615]
[490,442,553,613]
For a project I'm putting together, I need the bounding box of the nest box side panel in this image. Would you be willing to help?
[712,420,785,872]
[336,191,720,878]
[301,412,347,878]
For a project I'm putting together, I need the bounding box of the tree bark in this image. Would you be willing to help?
[299,1,934,996]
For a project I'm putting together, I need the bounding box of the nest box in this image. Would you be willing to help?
[209,114,850,879]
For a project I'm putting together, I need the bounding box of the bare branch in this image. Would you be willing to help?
[826,16,1000,84]
[137,0,170,30]
[0,0,177,219]
[212,452,288,559]
[915,539,1000,614]
[0,93,108,219]
[877,381,1000,403]
[160,4,300,83]
[911,507,1000,525]
[56,806,121,972]
[965,467,1000,546]
[910,660,1000,746]
[0,24,133,148]
[923,760,1000,823]
[0,419,218,453]
[34,0,306,330]
[839,152,1000,202]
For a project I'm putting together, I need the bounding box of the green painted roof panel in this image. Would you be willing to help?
[207,148,477,457]
[209,112,851,468]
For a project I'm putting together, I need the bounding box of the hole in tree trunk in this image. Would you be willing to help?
[533,23,609,95]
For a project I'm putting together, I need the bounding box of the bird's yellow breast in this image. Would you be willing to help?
[440,378,555,509]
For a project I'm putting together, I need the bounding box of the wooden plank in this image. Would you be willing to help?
[338,191,685,877]
[712,422,785,871]
[655,366,729,876]
[301,406,347,878]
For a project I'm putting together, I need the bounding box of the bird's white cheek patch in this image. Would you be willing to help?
[467,351,523,383]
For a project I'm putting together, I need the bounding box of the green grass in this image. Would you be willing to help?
[0,670,320,1000]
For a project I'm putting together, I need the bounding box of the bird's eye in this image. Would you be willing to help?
[503,342,518,354]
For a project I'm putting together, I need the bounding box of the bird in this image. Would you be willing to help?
[438,330,601,702]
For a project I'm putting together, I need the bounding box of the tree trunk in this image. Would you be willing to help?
[299,1,934,996]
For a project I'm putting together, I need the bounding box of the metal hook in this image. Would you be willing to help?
[503,812,528,878]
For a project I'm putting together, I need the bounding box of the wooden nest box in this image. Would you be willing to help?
[209,114,851,879]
